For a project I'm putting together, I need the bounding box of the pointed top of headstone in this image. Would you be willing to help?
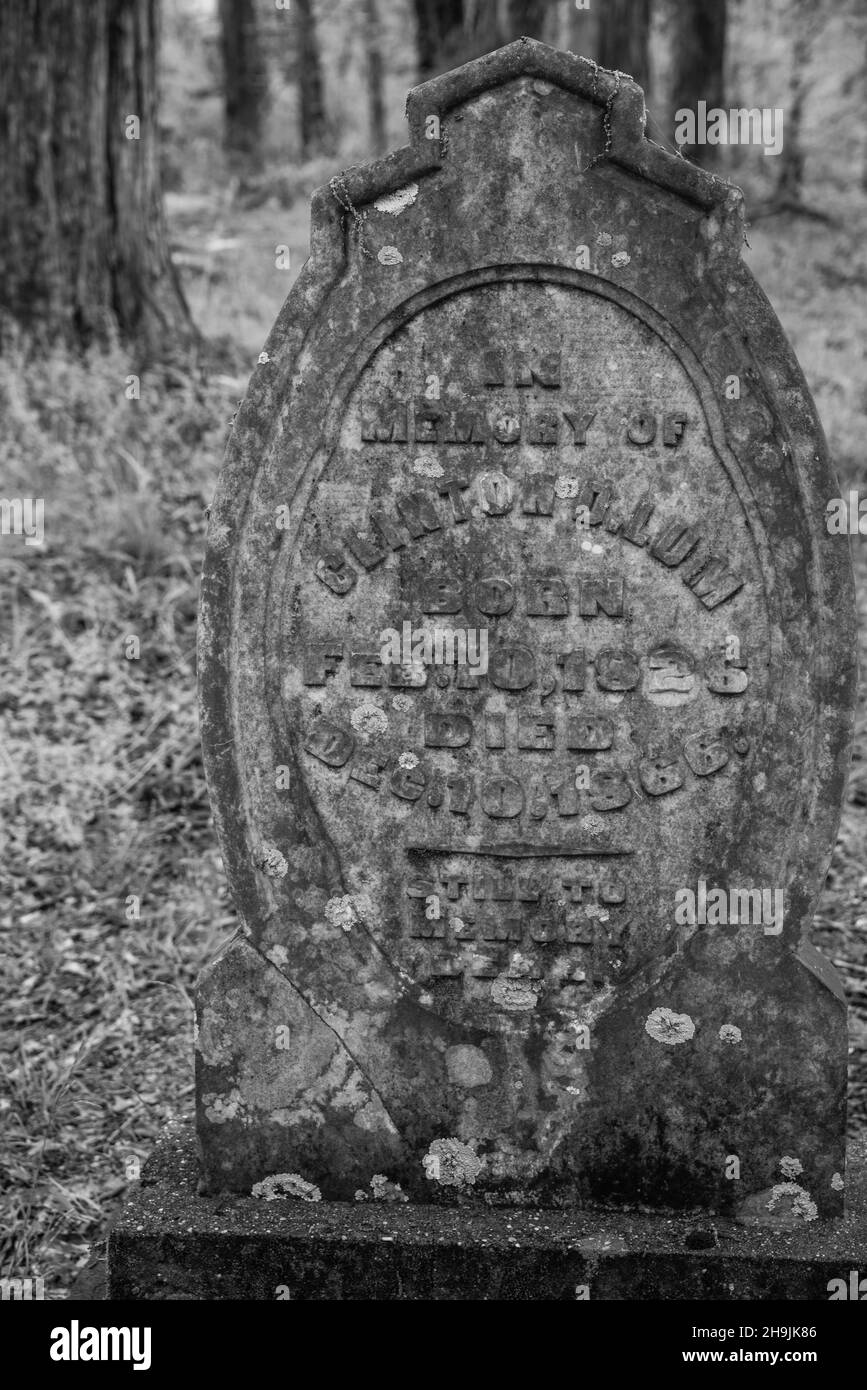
[310,37,743,264]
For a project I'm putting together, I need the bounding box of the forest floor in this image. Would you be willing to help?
[2,168,867,1297]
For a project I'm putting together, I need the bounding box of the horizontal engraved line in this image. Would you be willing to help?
[405,843,633,858]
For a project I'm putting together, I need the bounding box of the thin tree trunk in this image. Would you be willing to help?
[361,0,386,154]
[555,0,599,58]
[464,0,505,50]
[598,0,651,92]
[506,0,547,39]
[413,0,465,80]
[863,23,867,193]
[773,0,810,204]
[752,0,833,222]
[670,0,726,165]
[0,0,193,357]
[218,0,269,173]
[295,0,328,156]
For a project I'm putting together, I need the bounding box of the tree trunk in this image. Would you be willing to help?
[863,20,867,193]
[218,0,269,173]
[361,0,386,154]
[750,0,831,221]
[464,0,504,50]
[506,0,548,39]
[773,0,812,204]
[0,0,193,358]
[413,0,465,80]
[554,0,599,58]
[294,0,328,156]
[598,0,651,92]
[670,0,726,165]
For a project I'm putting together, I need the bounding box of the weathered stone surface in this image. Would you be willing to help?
[108,1126,867,1300]
[196,935,403,1193]
[197,40,856,1215]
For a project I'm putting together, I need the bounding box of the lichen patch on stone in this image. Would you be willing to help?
[196,1017,234,1067]
[491,976,538,1011]
[377,245,403,265]
[374,183,418,215]
[202,1088,243,1123]
[423,1137,482,1188]
[718,1023,742,1044]
[767,1181,817,1222]
[256,841,288,879]
[369,1173,409,1202]
[412,453,443,478]
[445,1044,492,1088]
[779,1155,803,1179]
[324,895,360,932]
[251,1172,322,1202]
[207,521,231,551]
[645,1007,696,1045]
[350,702,388,738]
[353,1099,387,1132]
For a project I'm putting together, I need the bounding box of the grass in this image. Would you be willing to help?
[0,342,240,1293]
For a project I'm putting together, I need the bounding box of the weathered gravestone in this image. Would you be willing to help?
[195,39,856,1224]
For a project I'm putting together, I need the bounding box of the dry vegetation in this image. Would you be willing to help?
[2,0,867,1297]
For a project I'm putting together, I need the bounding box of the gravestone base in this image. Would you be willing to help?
[107,1124,867,1301]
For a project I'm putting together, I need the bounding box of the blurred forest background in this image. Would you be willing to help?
[2,0,867,1296]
